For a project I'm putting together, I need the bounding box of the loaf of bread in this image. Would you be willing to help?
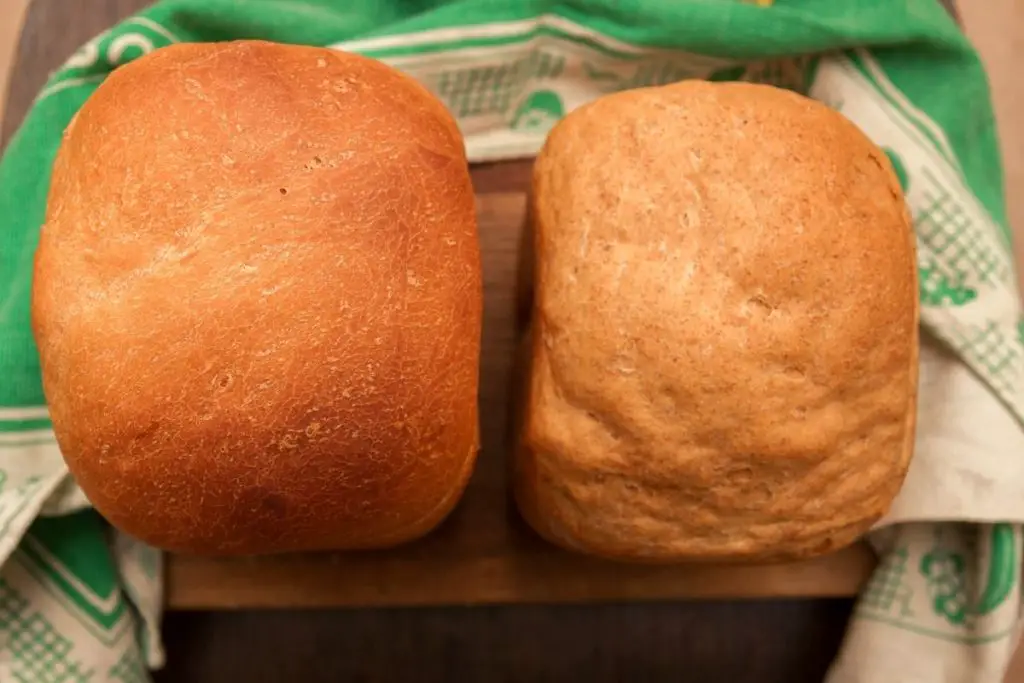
[32,41,482,555]
[515,81,919,562]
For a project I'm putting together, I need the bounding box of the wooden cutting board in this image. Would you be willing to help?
[164,159,877,609]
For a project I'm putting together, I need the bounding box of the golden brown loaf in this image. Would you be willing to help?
[516,81,919,562]
[32,41,482,555]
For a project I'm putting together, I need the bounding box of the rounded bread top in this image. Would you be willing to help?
[526,80,918,559]
[33,41,481,553]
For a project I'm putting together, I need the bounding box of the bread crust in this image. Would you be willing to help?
[32,41,482,555]
[516,81,919,562]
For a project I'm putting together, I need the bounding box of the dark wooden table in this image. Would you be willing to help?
[0,2,874,681]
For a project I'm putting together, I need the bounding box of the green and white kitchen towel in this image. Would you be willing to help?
[1,0,1022,680]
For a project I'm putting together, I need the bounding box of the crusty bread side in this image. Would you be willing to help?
[32,41,482,555]
[516,81,919,562]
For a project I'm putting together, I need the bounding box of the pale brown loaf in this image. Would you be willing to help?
[515,81,919,562]
[32,41,482,555]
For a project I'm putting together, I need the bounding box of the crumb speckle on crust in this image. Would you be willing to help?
[32,40,483,556]
[517,80,919,563]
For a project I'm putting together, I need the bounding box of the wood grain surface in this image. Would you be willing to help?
[164,179,875,610]
[155,599,855,683]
